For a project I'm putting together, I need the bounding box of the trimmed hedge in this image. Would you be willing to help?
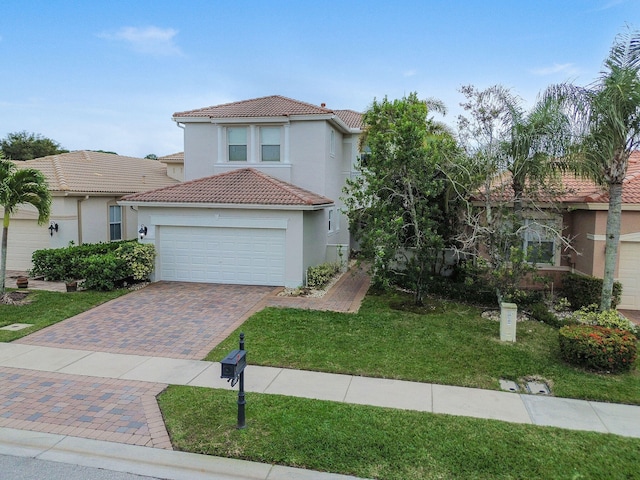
[31,241,124,281]
[562,273,622,309]
[30,240,155,291]
[559,324,637,373]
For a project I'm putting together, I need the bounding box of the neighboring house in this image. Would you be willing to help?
[158,152,184,181]
[120,95,363,288]
[2,151,179,271]
[557,151,640,310]
[481,151,640,310]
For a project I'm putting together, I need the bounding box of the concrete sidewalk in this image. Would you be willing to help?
[1,343,639,480]
[1,343,638,439]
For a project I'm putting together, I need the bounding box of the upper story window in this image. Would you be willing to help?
[228,127,247,161]
[109,205,122,241]
[260,127,281,162]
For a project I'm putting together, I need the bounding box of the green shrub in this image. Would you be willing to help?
[426,273,497,307]
[306,262,340,288]
[115,242,156,281]
[31,241,125,281]
[81,253,127,291]
[506,289,545,308]
[31,240,156,291]
[571,305,638,335]
[527,302,562,328]
[559,325,637,373]
[562,273,622,309]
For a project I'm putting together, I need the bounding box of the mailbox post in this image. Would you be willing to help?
[220,332,247,429]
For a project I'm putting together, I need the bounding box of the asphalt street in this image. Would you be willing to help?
[0,454,166,480]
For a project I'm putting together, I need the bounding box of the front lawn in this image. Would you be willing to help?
[206,291,640,405]
[0,289,129,342]
[158,386,640,480]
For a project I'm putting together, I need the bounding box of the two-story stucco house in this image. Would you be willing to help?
[120,95,363,287]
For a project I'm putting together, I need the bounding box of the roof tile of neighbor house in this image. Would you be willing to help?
[559,151,640,204]
[173,95,363,129]
[480,151,640,205]
[15,151,180,194]
[121,168,334,206]
[158,152,184,164]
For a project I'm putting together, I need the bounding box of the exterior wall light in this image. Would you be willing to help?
[138,224,148,239]
[48,222,58,236]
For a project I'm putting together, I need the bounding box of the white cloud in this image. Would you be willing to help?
[530,63,579,76]
[99,26,182,56]
[403,69,417,77]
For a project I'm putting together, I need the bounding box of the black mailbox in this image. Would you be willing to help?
[220,349,247,379]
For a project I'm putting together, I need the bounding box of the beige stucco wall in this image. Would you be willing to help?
[180,118,359,259]
[4,194,140,270]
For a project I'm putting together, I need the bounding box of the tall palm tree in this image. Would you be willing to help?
[0,157,51,296]
[548,28,640,311]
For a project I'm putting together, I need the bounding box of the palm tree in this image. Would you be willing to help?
[506,95,571,224]
[548,28,640,311]
[0,157,51,296]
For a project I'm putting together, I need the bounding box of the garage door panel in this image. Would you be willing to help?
[618,242,640,310]
[159,225,285,286]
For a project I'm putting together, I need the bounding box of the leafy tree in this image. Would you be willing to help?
[343,93,454,304]
[455,85,571,304]
[144,154,158,160]
[0,156,51,297]
[547,28,640,311]
[0,131,67,161]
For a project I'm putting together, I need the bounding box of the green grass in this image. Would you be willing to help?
[158,385,640,480]
[206,291,640,405]
[0,289,129,342]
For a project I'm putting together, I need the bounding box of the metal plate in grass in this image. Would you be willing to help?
[499,379,520,392]
[0,323,33,331]
[525,381,551,395]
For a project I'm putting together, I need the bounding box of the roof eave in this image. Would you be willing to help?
[118,200,333,211]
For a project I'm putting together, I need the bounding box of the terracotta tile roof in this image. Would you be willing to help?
[335,109,364,129]
[173,95,332,119]
[15,151,179,194]
[173,95,363,130]
[477,151,640,205]
[158,152,184,164]
[121,168,334,206]
[556,151,640,204]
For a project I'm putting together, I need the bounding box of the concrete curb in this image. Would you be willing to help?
[0,427,368,480]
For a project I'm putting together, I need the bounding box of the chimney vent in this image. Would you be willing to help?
[321,103,326,108]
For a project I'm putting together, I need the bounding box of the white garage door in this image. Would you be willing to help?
[618,242,640,310]
[158,225,285,286]
[6,220,50,271]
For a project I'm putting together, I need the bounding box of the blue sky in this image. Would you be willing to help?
[1,0,639,158]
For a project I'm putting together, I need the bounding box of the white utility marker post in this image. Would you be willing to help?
[500,302,517,342]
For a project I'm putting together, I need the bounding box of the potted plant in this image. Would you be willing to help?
[65,278,78,292]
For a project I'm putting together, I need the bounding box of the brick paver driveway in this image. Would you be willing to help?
[16,282,276,360]
[3,271,369,449]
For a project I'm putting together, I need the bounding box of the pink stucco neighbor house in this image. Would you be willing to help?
[555,151,640,310]
[490,151,640,310]
[120,95,363,288]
